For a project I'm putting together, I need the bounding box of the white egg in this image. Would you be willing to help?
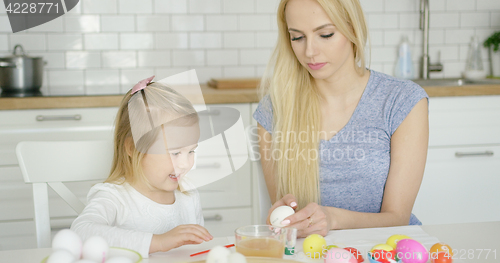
[206,245,231,263]
[105,256,133,263]
[227,252,247,263]
[82,236,109,263]
[270,205,295,227]
[46,249,76,263]
[52,229,83,259]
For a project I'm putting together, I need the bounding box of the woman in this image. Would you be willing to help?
[253,0,429,238]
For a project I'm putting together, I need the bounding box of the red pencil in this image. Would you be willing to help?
[189,244,235,257]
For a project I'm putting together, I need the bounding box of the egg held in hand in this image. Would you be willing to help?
[52,229,83,259]
[82,236,110,263]
[270,205,295,227]
[303,234,327,259]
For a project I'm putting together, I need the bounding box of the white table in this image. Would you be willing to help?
[1,222,498,263]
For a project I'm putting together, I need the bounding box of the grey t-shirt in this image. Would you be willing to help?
[253,70,428,225]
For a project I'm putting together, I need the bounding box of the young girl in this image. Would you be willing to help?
[71,76,213,258]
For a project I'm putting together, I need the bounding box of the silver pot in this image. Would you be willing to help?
[0,45,45,95]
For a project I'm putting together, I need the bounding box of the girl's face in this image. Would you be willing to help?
[141,143,198,193]
[285,0,354,81]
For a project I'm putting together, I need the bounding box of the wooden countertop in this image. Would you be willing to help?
[1,84,500,110]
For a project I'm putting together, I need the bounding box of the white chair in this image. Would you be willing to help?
[245,125,272,224]
[16,140,113,248]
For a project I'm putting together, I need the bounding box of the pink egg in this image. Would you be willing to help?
[324,248,358,263]
[395,239,429,263]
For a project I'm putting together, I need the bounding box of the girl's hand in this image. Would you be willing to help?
[284,202,332,238]
[266,194,299,225]
[150,224,213,253]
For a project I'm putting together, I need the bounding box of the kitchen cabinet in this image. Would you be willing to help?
[0,103,255,250]
[412,95,500,225]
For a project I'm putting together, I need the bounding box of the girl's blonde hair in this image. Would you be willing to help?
[260,0,368,209]
[105,82,198,188]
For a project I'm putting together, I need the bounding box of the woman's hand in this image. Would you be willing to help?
[150,224,213,253]
[266,194,299,225]
[266,194,333,238]
[286,202,332,238]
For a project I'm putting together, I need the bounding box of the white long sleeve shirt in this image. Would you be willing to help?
[70,182,204,258]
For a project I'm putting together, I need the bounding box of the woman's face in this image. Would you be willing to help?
[285,0,354,81]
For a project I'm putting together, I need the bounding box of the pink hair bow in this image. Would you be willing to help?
[131,75,155,95]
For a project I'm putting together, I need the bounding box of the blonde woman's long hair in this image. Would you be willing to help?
[105,82,198,189]
[260,0,368,209]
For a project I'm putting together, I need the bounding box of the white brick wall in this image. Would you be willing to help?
[0,0,498,95]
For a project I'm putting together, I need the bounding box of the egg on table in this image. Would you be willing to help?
[395,239,429,263]
[324,247,357,263]
[46,249,76,263]
[386,234,412,250]
[206,245,231,263]
[227,252,247,263]
[270,205,295,227]
[52,229,83,259]
[303,234,327,259]
[82,236,110,263]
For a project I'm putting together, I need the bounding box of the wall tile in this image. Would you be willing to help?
[429,45,460,62]
[83,0,117,14]
[370,47,397,63]
[156,33,189,49]
[206,15,238,31]
[360,0,384,13]
[155,67,190,80]
[120,68,156,85]
[369,30,384,46]
[477,0,500,10]
[172,50,205,66]
[256,32,277,48]
[385,0,417,12]
[492,12,500,27]
[430,13,460,28]
[384,30,415,46]
[223,66,255,77]
[223,0,255,14]
[399,13,419,29]
[190,33,222,49]
[84,34,118,50]
[444,29,475,44]
[224,32,255,48]
[64,15,100,32]
[189,0,221,14]
[0,35,8,51]
[29,18,63,32]
[120,33,154,50]
[48,34,83,50]
[207,50,238,65]
[192,67,222,83]
[30,52,65,69]
[101,15,135,32]
[102,51,137,68]
[10,34,46,51]
[443,61,466,78]
[154,0,188,14]
[446,0,476,11]
[49,70,84,86]
[49,86,85,96]
[66,51,101,68]
[138,51,171,67]
[460,13,490,27]
[428,29,445,45]
[118,0,152,14]
[0,15,11,32]
[85,69,120,85]
[240,49,272,65]
[429,0,446,11]
[239,15,271,31]
[86,85,120,95]
[136,16,170,32]
[368,14,398,29]
[171,15,204,31]
[256,0,280,14]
